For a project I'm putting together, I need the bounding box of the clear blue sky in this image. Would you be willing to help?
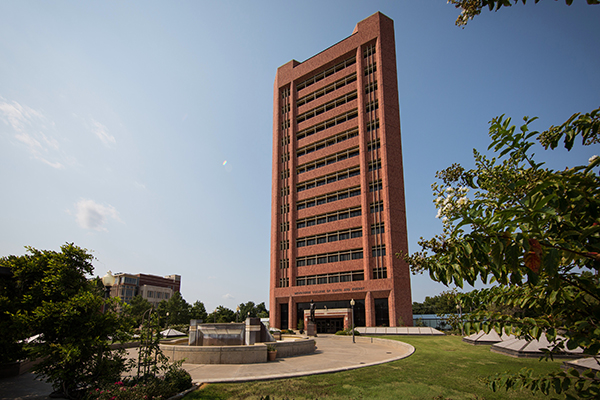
[1,1,598,311]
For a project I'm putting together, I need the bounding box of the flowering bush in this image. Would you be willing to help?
[85,367,192,400]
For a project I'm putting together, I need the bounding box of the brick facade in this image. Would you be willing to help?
[270,12,413,332]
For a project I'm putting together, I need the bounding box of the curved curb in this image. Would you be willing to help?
[191,336,415,384]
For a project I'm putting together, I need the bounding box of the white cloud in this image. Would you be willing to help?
[0,96,64,169]
[91,119,116,146]
[74,198,122,232]
[222,293,234,300]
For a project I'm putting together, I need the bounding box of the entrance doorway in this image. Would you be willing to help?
[316,318,344,334]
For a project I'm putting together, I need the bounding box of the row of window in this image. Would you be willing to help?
[365,81,378,94]
[280,221,289,232]
[297,166,360,193]
[371,222,385,235]
[280,240,289,250]
[297,127,358,158]
[369,180,383,192]
[279,278,289,288]
[281,152,290,163]
[297,185,361,210]
[367,119,380,132]
[296,56,356,91]
[372,267,387,279]
[297,109,358,141]
[281,87,290,99]
[371,200,384,213]
[279,259,289,269]
[297,146,359,175]
[280,169,290,180]
[297,227,363,248]
[372,245,386,257]
[296,90,358,124]
[281,119,290,130]
[296,206,361,228]
[281,135,290,146]
[365,62,377,76]
[297,73,357,108]
[297,248,364,266]
[281,103,290,114]
[369,159,382,171]
[364,43,376,58]
[366,100,379,113]
[296,270,364,286]
[280,203,289,214]
[367,139,380,152]
[280,186,290,197]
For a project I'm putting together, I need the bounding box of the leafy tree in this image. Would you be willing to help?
[207,305,236,323]
[190,300,207,322]
[126,295,153,327]
[157,291,190,327]
[401,109,600,398]
[448,0,600,27]
[0,244,131,399]
[237,301,269,319]
[412,291,461,315]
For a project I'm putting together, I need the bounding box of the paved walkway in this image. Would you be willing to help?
[0,335,414,399]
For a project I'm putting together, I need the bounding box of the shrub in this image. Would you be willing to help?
[335,328,360,336]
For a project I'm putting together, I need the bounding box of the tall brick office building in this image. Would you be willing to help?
[270,12,412,332]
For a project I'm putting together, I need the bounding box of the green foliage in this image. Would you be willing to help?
[401,109,600,398]
[0,244,132,399]
[237,301,269,319]
[448,0,600,27]
[157,291,191,327]
[126,295,153,327]
[412,291,460,315]
[190,300,207,322]
[334,328,360,336]
[207,305,236,323]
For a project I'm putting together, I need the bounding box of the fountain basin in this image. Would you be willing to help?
[160,338,316,364]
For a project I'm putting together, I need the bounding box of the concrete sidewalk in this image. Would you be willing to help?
[0,335,414,399]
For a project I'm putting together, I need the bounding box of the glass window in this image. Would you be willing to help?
[297,240,306,247]
[317,256,327,264]
[307,258,316,265]
[352,251,363,260]
[339,232,350,240]
[317,277,327,284]
[328,215,338,222]
[350,210,361,217]
[307,239,316,246]
[297,221,306,228]
[317,237,326,244]
[340,253,350,261]
[351,230,362,238]
[339,212,349,219]
[328,235,338,242]
[317,217,326,224]
[297,259,306,267]
[328,255,339,263]
[307,219,316,227]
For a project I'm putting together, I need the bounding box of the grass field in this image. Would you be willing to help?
[182,335,563,400]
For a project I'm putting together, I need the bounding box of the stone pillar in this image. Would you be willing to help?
[245,317,261,345]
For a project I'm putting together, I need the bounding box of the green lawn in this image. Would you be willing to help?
[183,335,563,400]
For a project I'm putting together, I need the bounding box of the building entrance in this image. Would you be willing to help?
[316,318,344,334]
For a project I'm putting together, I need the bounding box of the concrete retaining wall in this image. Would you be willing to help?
[160,338,316,364]
[271,339,316,358]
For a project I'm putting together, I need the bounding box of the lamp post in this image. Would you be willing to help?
[101,271,116,313]
[350,299,355,344]
[236,306,240,323]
